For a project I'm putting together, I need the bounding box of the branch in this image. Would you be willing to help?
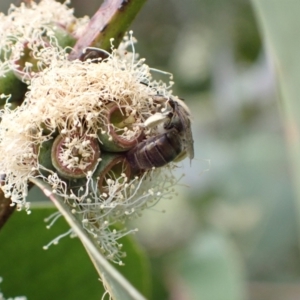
[0,190,15,230]
[68,0,147,61]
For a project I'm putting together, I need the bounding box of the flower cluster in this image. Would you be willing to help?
[0,0,187,263]
[0,0,88,79]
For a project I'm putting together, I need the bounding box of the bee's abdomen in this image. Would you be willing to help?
[126,128,182,171]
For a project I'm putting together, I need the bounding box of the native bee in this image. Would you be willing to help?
[126,96,194,171]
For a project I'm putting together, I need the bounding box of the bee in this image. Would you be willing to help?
[126,96,194,171]
[81,47,110,62]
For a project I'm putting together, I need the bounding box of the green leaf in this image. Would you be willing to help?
[250,1,300,246]
[30,177,147,300]
[0,204,151,300]
[0,207,103,300]
[115,229,152,299]
[176,230,247,300]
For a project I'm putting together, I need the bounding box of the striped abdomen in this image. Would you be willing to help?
[126,128,182,171]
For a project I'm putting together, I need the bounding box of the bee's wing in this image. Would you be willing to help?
[178,105,194,160]
[144,112,170,128]
[184,124,194,160]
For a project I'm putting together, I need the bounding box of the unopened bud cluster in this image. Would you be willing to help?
[0,0,186,262]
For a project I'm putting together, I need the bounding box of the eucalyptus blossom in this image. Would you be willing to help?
[0,0,188,264]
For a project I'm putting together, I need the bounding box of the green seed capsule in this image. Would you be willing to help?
[0,70,27,105]
[98,103,143,152]
[51,134,101,179]
[92,153,132,193]
[38,139,56,176]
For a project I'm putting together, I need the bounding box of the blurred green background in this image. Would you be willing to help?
[1,0,299,300]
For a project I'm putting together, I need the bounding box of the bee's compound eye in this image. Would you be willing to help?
[0,174,6,185]
[82,47,109,62]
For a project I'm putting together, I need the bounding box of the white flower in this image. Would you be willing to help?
[0,0,89,79]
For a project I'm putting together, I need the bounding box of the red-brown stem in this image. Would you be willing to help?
[68,0,147,61]
[0,190,15,231]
